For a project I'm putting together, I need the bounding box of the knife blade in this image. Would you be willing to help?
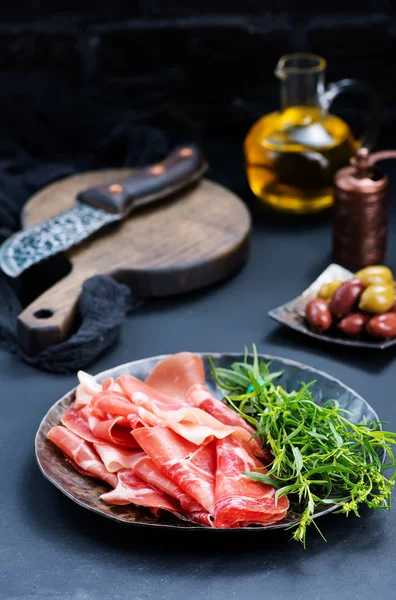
[0,145,207,278]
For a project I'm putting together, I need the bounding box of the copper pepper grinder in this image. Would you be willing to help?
[333,147,396,267]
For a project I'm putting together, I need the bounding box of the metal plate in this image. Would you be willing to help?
[268,263,396,349]
[36,352,381,530]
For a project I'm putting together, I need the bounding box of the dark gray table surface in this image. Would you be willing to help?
[2,163,396,600]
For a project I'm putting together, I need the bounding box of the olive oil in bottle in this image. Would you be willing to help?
[244,106,355,214]
[244,54,379,215]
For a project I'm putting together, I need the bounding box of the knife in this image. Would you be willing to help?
[0,145,207,278]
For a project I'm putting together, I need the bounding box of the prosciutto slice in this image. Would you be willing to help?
[126,392,262,451]
[93,444,142,472]
[186,384,255,434]
[145,352,205,404]
[91,390,133,415]
[61,406,139,449]
[138,353,264,457]
[90,416,139,448]
[101,377,124,393]
[186,384,269,460]
[93,390,259,454]
[74,386,95,409]
[129,394,264,456]
[117,374,182,410]
[61,406,102,443]
[214,436,288,528]
[47,426,117,488]
[188,512,215,527]
[124,451,203,513]
[133,426,216,515]
[95,445,206,516]
[100,469,182,517]
[144,353,253,437]
[74,371,102,408]
[92,394,162,427]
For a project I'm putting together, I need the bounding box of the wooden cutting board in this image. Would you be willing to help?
[17,169,251,354]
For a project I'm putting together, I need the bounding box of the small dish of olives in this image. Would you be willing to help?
[268,264,396,349]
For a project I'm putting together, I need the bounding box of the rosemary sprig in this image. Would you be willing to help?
[210,346,396,546]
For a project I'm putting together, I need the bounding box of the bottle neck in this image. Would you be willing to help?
[280,71,325,113]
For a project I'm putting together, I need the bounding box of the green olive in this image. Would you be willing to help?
[358,284,395,314]
[354,265,393,287]
[318,280,342,301]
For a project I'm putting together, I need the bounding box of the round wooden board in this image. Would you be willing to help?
[19,170,251,353]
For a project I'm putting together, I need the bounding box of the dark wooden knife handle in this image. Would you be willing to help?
[77,145,207,216]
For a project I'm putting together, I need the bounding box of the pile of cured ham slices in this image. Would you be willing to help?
[48,352,289,528]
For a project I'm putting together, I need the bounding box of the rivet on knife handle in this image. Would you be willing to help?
[77,145,207,216]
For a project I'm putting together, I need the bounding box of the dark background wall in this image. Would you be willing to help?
[0,1,393,166]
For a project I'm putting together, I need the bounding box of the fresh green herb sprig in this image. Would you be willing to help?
[210,346,396,546]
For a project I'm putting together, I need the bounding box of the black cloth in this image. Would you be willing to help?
[0,75,197,373]
[0,273,137,374]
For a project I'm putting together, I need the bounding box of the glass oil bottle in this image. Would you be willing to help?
[244,53,380,214]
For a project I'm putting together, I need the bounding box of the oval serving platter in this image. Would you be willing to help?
[36,353,381,530]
